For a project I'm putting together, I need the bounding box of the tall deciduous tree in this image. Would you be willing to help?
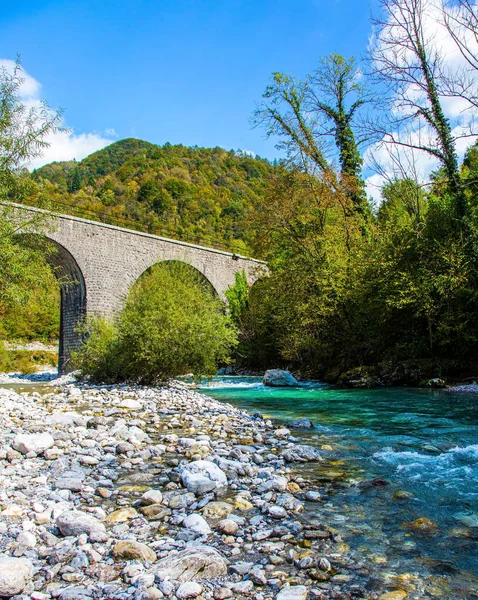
[0,58,63,312]
[369,0,472,214]
[252,55,371,217]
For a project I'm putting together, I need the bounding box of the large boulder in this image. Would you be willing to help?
[153,545,228,581]
[12,433,54,455]
[56,510,108,542]
[0,556,33,597]
[263,370,298,387]
[180,460,227,494]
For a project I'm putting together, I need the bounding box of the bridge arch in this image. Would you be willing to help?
[132,259,221,301]
[21,235,87,374]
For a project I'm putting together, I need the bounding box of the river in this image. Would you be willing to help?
[196,376,478,598]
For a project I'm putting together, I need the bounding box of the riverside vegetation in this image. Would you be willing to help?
[4,0,478,384]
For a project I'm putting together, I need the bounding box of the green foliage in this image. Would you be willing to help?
[32,138,277,254]
[0,59,62,343]
[0,343,57,374]
[74,262,238,384]
[225,270,249,324]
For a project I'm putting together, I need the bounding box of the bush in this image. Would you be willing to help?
[74,262,238,384]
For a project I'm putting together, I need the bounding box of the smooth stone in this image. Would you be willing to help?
[58,587,93,600]
[405,518,438,532]
[276,586,308,600]
[182,513,211,535]
[176,582,203,599]
[119,399,142,409]
[232,581,254,594]
[234,497,253,511]
[0,556,33,597]
[56,511,108,543]
[305,491,321,502]
[153,545,228,581]
[213,587,233,600]
[180,460,228,492]
[54,478,84,492]
[268,505,287,519]
[105,507,138,523]
[216,519,239,535]
[263,369,298,387]
[112,541,157,562]
[141,490,163,505]
[12,433,54,455]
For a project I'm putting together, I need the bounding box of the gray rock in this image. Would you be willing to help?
[263,370,298,387]
[12,433,54,455]
[180,460,227,493]
[54,477,84,492]
[287,418,313,429]
[0,556,33,597]
[305,490,321,502]
[268,505,288,519]
[153,545,228,581]
[141,490,163,505]
[282,444,322,462]
[176,582,203,599]
[276,586,308,600]
[182,513,211,535]
[231,580,254,594]
[58,587,93,600]
[56,510,108,542]
[216,519,239,535]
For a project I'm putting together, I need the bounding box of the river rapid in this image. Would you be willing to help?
[196,376,478,598]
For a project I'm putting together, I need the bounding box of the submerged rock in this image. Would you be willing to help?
[263,369,298,387]
[288,418,314,429]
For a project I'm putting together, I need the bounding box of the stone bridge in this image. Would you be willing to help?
[11,204,265,373]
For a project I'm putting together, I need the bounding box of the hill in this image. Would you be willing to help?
[32,139,277,254]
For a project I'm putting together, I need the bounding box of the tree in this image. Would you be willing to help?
[0,58,63,198]
[0,58,63,318]
[369,0,473,214]
[74,262,238,383]
[252,55,372,216]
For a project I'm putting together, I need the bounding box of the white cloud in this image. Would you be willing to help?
[1,59,115,170]
[365,0,478,202]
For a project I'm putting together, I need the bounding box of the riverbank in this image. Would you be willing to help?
[0,381,419,600]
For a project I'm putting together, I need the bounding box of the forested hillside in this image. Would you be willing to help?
[32,139,277,254]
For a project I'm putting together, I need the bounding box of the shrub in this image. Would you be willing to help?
[74,262,238,384]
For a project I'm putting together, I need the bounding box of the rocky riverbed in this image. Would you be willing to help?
[0,382,420,600]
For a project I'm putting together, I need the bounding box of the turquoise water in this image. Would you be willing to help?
[197,377,478,597]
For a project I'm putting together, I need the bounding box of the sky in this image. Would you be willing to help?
[1,0,377,165]
[1,0,477,200]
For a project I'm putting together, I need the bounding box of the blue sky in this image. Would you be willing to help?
[1,0,377,164]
